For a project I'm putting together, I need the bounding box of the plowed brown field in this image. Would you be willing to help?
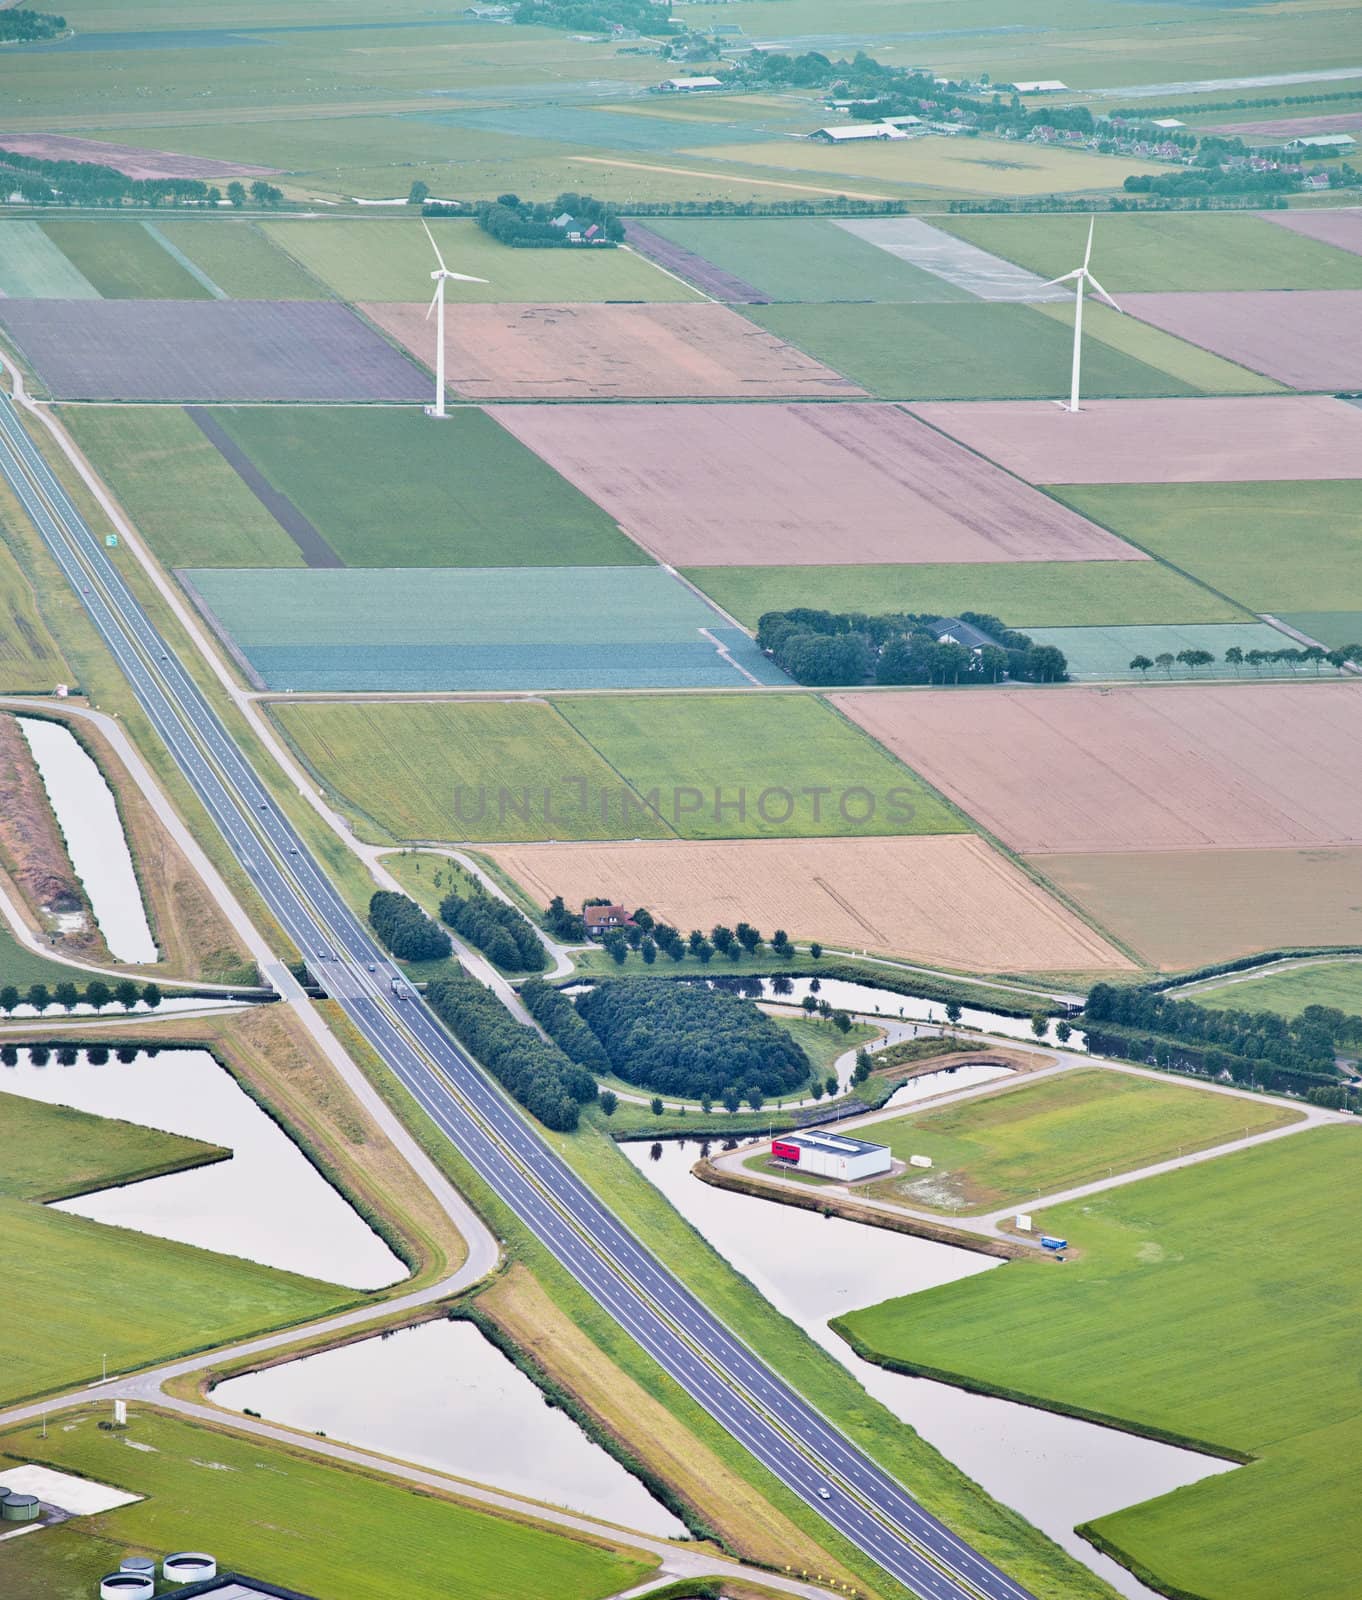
[907,396,1362,483]
[0,132,276,180]
[486,834,1132,973]
[487,402,1142,566]
[834,682,1362,853]
[362,301,863,400]
[1263,208,1362,258]
[1034,847,1362,968]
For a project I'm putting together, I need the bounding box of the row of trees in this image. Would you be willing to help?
[440,890,546,973]
[948,193,1285,215]
[0,978,161,1013]
[0,9,64,41]
[511,0,662,31]
[426,969,595,1132]
[520,976,610,1073]
[0,147,284,209]
[757,608,1067,687]
[2,1042,148,1067]
[575,979,812,1100]
[1129,644,1362,678]
[368,890,451,963]
[474,192,623,248]
[598,909,822,968]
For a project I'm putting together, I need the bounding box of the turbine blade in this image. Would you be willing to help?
[1083,216,1094,269]
[424,283,441,322]
[1039,269,1083,288]
[421,219,449,274]
[1085,271,1123,313]
[447,272,490,283]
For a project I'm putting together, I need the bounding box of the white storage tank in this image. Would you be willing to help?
[100,1575,154,1600]
[118,1556,156,1582]
[163,1552,218,1585]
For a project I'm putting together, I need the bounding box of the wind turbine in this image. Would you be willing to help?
[1042,218,1122,414]
[421,220,487,420]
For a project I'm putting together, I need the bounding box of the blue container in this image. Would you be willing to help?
[1040,1235,1068,1251]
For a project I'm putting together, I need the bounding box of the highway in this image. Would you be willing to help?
[0,386,1036,1600]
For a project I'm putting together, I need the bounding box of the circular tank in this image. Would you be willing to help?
[1,1493,38,1522]
[163,1552,218,1584]
[99,1576,154,1600]
[119,1556,156,1579]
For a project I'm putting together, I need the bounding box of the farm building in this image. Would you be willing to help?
[168,1575,322,1600]
[659,76,724,93]
[809,124,909,143]
[931,617,1002,653]
[583,902,632,937]
[770,1130,891,1182]
[1285,133,1355,151]
[1010,79,1069,93]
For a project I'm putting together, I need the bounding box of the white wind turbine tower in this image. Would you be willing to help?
[1042,217,1123,414]
[422,220,487,419]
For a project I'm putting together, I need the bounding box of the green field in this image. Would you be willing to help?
[557,693,965,840]
[1051,481,1362,612]
[938,211,1362,292]
[0,526,73,692]
[0,924,97,989]
[265,219,700,303]
[0,221,98,298]
[270,698,671,844]
[1033,299,1285,394]
[1280,610,1362,649]
[748,301,1199,401]
[1024,621,1297,680]
[61,405,304,569]
[210,405,638,568]
[774,1013,879,1073]
[1188,959,1362,1018]
[41,220,213,300]
[861,1066,1298,1213]
[153,219,330,299]
[646,216,974,303]
[0,1094,225,1203]
[0,1410,652,1600]
[685,558,1243,630]
[835,1127,1362,1600]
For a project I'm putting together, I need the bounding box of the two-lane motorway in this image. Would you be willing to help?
[0,387,1036,1600]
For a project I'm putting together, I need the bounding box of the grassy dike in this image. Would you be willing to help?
[329,1008,1120,1600]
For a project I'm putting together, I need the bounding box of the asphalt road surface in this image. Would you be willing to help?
[0,388,1036,1600]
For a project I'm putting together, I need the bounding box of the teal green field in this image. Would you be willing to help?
[939,212,1362,292]
[836,1127,1362,1600]
[41,220,213,300]
[153,219,331,299]
[684,559,1243,630]
[556,692,966,840]
[0,221,99,298]
[0,1410,653,1600]
[1023,620,1299,680]
[1050,481,1362,612]
[747,301,1198,401]
[1188,959,1362,1017]
[1280,611,1362,649]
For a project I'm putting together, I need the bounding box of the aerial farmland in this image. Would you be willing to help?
[0,5,1360,1600]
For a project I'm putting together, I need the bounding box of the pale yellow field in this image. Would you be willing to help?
[487,834,1133,974]
[683,136,1166,196]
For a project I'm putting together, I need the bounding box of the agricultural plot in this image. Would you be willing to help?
[834,682,1362,853]
[41,220,211,300]
[0,131,277,179]
[204,405,638,567]
[485,834,1133,974]
[1262,206,1362,257]
[685,560,1241,630]
[152,220,330,299]
[1052,481,1362,612]
[1035,847,1362,969]
[487,403,1143,567]
[747,302,1197,401]
[364,301,863,401]
[622,221,768,304]
[861,1068,1298,1214]
[270,698,671,844]
[407,102,789,153]
[835,1128,1362,1600]
[1282,610,1362,648]
[1124,291,1362,390]
[0,221,98,298]
[908,397,1362,484]
[0,531,71,693]
[1189,959,1362,1017]
[264,219,699,304]
[556,694,964,840]
[938,211,1362,291]
[0,300,428,402]
[639,217,976,304]
[1022,621,1297,681]
[61,405,303,569]
[833,217,1067,302]
[185,566,781,692]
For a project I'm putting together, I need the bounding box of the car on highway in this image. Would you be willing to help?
[818,1486,832,1501]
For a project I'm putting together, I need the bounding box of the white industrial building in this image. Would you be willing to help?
[770,1130,891,1181]
[809,123,909,143]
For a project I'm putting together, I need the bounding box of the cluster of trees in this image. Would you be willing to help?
[544,895,586,941]
[1124,167,1298,200]
[474,192,624,247]
[575,979,812,1100]
[1084,982,1357,1090]
[227,179,284,206]
[520,976,610,1073]
[368,890,451,963]
[0,978,161,1013]
[427,969,595,1131]
[440,890,546,973]
[597,907,820,968]
[756,608,1066,687]
[0,147,284,209]
[511,0,662,31]
[0,9,64,42]
[1130,643,1361,678]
